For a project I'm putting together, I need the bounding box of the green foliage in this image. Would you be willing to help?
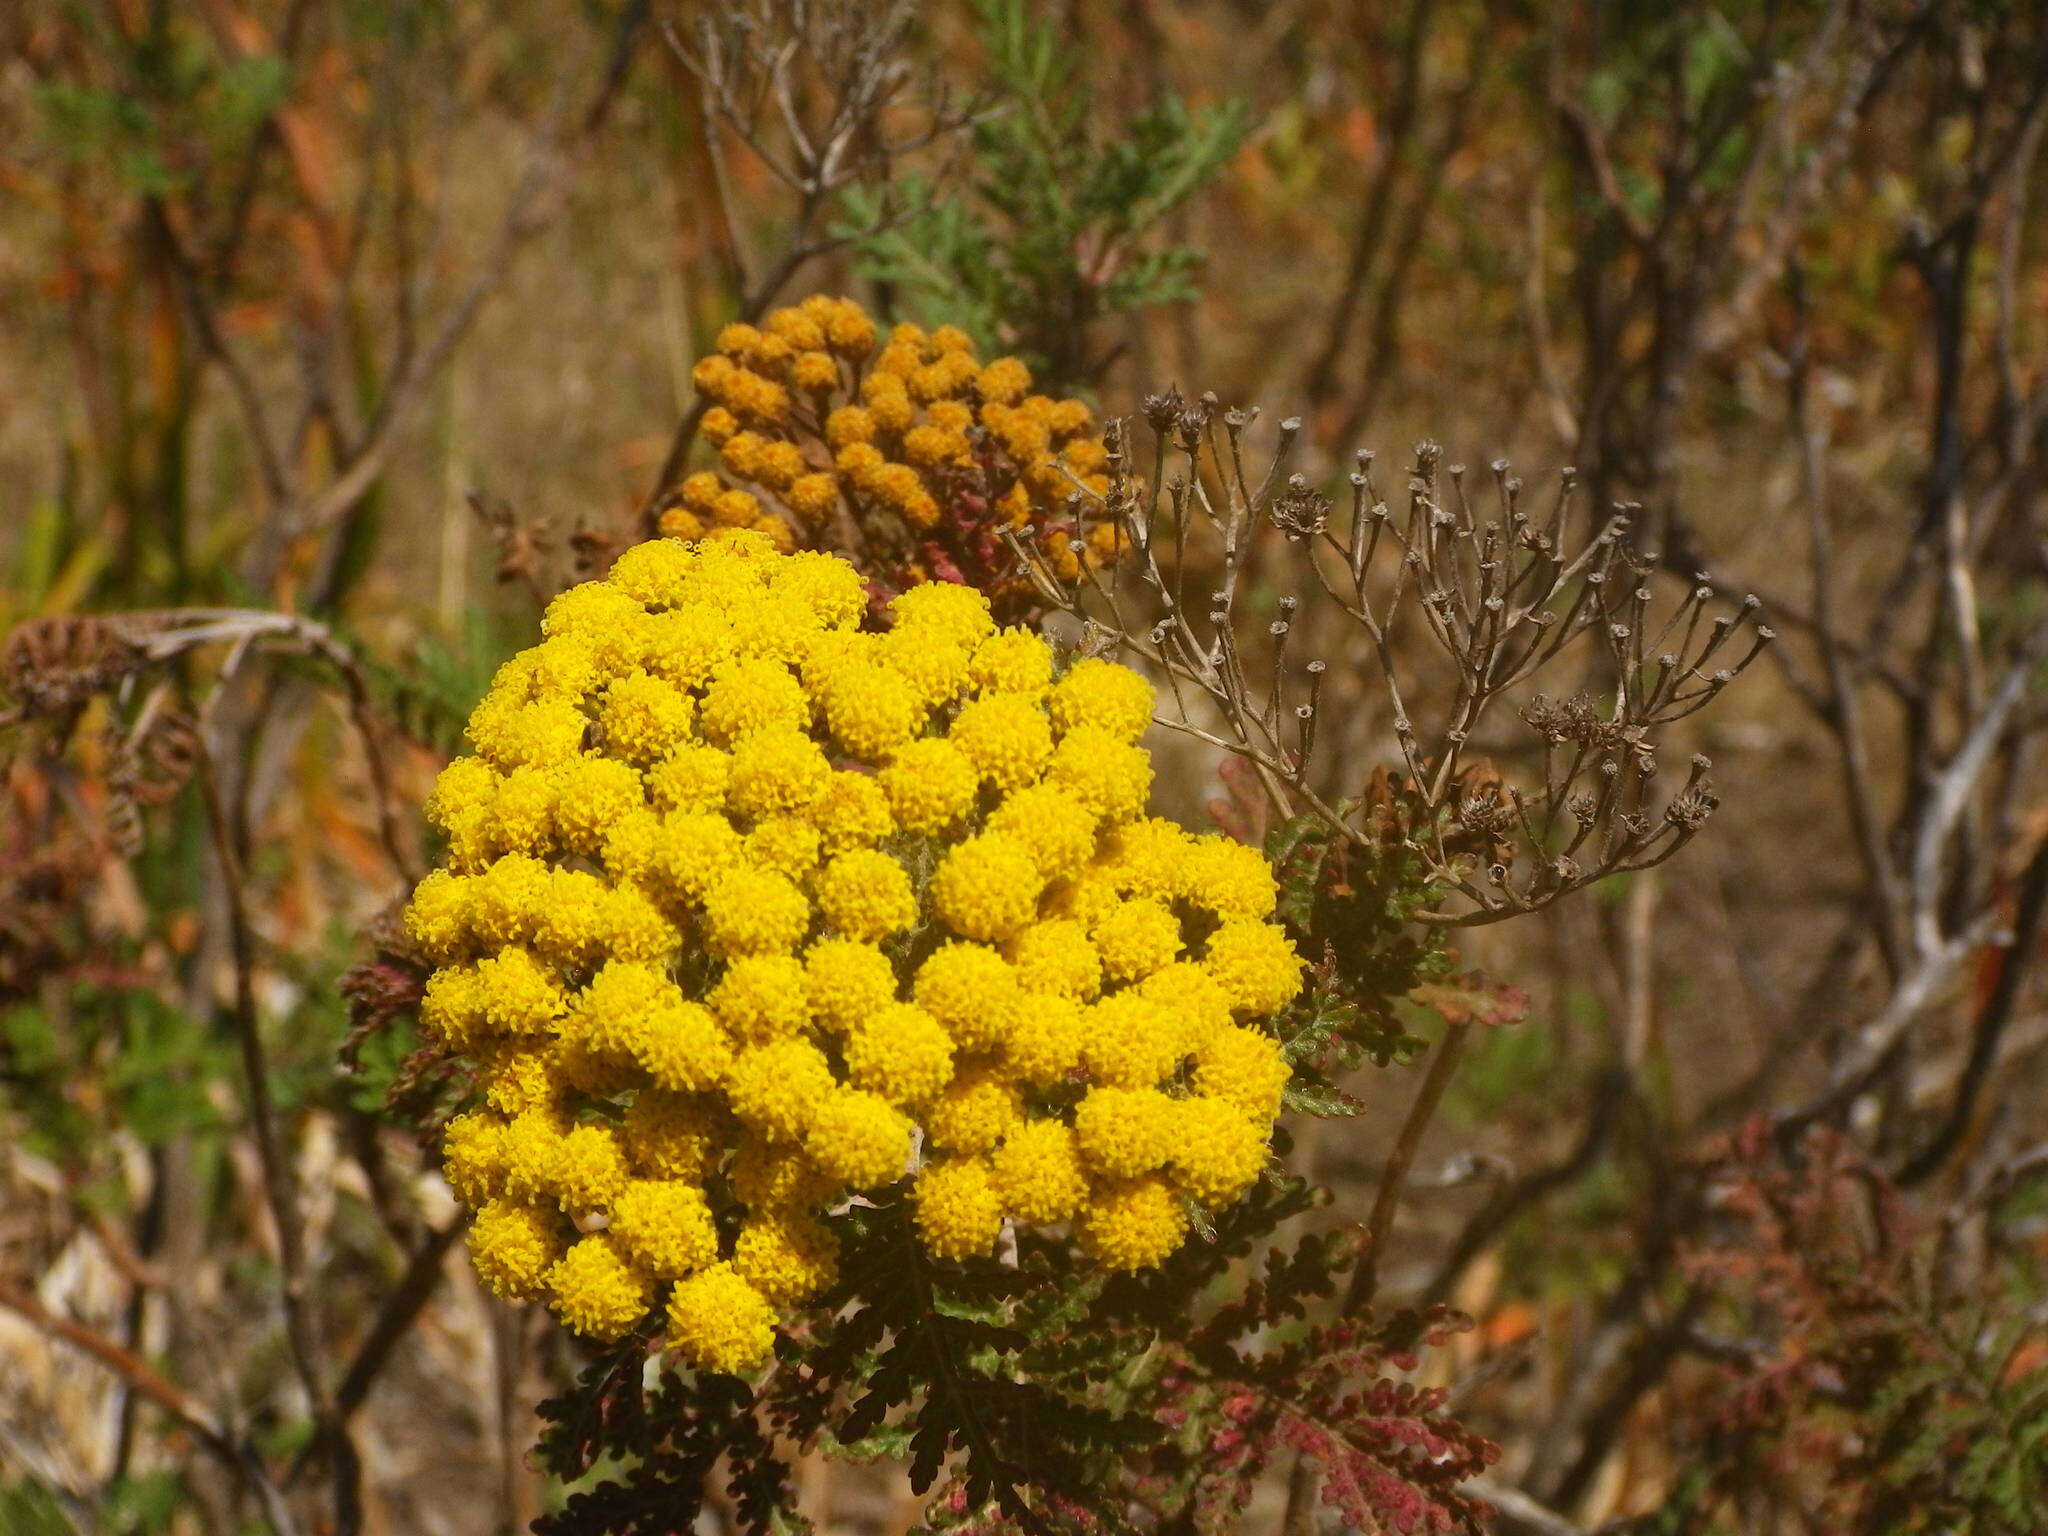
[34,13,287,195]
[523,1167,1494,1535]
[354,608,524,756]
[841,0,1250,389]
[1264,808,1454,1109]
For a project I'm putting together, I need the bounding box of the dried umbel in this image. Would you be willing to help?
[658,296,1120,610]
[1016,415,1767,926]
[405,530,1300,1375]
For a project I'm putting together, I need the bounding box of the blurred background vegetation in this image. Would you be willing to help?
[2,1,2046,1532]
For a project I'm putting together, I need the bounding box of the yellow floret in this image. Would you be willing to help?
[642,606,738,689]
[620,1001,734,1095]
[542,581,644,645]
[421,965,485,1049]
[726,1039,835,1141]
[550,756,644,855]
[1104,817,1196,900]
[1005,918,1102,1002]
[843,1003,955,1108]
[1073,1086,1177,1179]
[1168,1097,1270,1207]
[405,870,473,964]
[734,1208,839,1305]
[470,854,552,949]
[565,962,675,1056]
[879,738,980,835]
[925,1067,1024,1156]
[743,815,823,881]
[1046,726,1153,823]
[468,1198,564,1301]
[986,784,1100,879]
[930,832,1042,942]
[1000,993,1086,1085]
[1192,1024,1291,1123]
[1138,962,1236,1047]
[804,939,900,1033]
[597,670,696,765]
[809,771,895,853]
[472,696,588,772]
[913,1158,1003,1260]
[475,946,567,1035]
[646,745,731,815]
[609,1178,720,1278]
[949,693,1054,790]
[1079,1176,1186,1271]
[969,627,1054,694]
[699,658,809,746]
[819,663,923,759]
[913,943,1023,1054]
[814,849,917,942]
[441,1110,508,1206]
[623,1090,724,1182]
[769,549,867,628]
[547,1234,653,1341]
[483,765,556,856]
[879,626,971,707]
[708,954,810,1041]
[804,1088,913,1187]
[726,726,831,819]
[990,1118,1088,1223]
[1181,835,1280,919]
[701,867,811,957]
[1050,657,1155,742]
[1203,920,1305,1014]
[608,539,699,607]
[889,581,995,648]
[667,1263,777,1375]
[724,592,823,668]
[1091,898,1183,985]
[427,756,498,836]
[599,882,682,963]
[730,1134,841,1210]
[476,1042,559,1117]
[648,811,744,902]
[1078,993,1187,1088]
[498,1106,568,1203]
[553,1122,631,1213]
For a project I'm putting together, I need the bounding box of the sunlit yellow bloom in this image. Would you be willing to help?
[407,529,1299,1370]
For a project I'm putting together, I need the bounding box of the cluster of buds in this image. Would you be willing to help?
[656,296,1121,614]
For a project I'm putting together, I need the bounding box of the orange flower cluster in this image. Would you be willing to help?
[655,296,1122,611]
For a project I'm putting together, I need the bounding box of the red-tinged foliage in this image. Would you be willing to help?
[1665,1122,2048,1535]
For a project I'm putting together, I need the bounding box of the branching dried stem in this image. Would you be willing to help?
[1012,397,1765,928]
[642,0,983,511]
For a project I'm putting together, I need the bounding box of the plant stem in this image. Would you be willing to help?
[1346,1019,1473,1312]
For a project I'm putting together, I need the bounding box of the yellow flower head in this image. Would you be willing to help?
[408,531,1301,1374]
[667,1263,777,1375]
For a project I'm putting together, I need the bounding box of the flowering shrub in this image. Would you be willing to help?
[404,529,1301,1376]
[655,296,1121,609]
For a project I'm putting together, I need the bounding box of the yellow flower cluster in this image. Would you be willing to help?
[654,296,1121,602]
[409,531,1301,1377]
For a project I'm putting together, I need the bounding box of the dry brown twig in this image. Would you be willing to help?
[1011,392,1767,927]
